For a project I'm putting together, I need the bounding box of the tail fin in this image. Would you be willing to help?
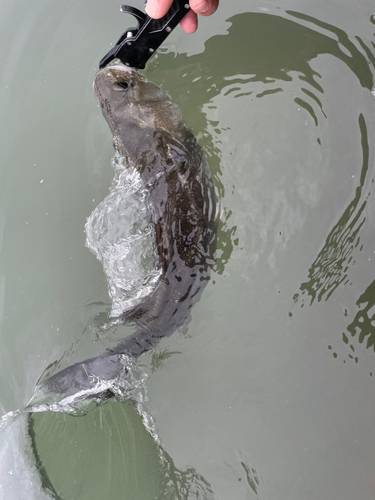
[34,323,166,409]
[38,352,125,398]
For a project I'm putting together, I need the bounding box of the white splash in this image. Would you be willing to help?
[0,354,159,443]
[85,154,161,318]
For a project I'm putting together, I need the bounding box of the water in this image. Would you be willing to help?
[1,0,375,498]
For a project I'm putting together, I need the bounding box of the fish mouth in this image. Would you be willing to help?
[96,61,139,79]
[93,62,144,93]
[106,62,134,73]
[94,62,134,86]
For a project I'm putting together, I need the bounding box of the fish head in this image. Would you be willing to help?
[94,64,182,153]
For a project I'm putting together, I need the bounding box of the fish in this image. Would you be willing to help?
[36,64,217,403]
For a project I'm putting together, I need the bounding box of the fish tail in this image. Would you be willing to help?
[37,324,164,403]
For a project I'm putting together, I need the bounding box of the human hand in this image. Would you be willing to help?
[145,0,219,34]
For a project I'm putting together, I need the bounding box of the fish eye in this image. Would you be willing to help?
[118,81,129,90]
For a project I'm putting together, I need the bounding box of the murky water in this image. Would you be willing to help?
[1,0,375,498]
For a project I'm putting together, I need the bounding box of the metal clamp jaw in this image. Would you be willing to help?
[99,0,190,69]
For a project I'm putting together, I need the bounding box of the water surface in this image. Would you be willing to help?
[1,0,375,498]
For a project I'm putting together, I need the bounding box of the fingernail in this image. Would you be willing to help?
[145,0,159,17]
[196,2,209,13]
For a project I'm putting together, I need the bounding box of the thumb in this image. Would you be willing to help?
[189,0,219,16]
[145,0,174,19]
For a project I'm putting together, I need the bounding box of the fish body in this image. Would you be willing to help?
[39,65,217,399]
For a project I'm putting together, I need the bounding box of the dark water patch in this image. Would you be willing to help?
[294,97,319,126]
[256,88,283,99]
[286,11,374,89]
[301,87,327,119]
[28,414,63,500]
[337,279,375,364]
[27,402,215,500]
[240,461,260,495]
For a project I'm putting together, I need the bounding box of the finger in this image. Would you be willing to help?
[189,0,219,16]
[145,0,174,19]
[180,10,198,33]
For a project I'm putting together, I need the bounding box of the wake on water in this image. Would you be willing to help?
[0,154,162,439]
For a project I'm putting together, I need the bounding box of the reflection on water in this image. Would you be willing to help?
[240,461,261,495]
[294,113,370,305]
[27,403,215,500]
[287,11,373,89]
[280,12,375,366]
[345,279,375,356]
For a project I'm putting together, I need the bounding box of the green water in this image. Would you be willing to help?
[1,0,375,498]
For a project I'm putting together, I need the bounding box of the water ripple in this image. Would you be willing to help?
[294,113,370,306]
